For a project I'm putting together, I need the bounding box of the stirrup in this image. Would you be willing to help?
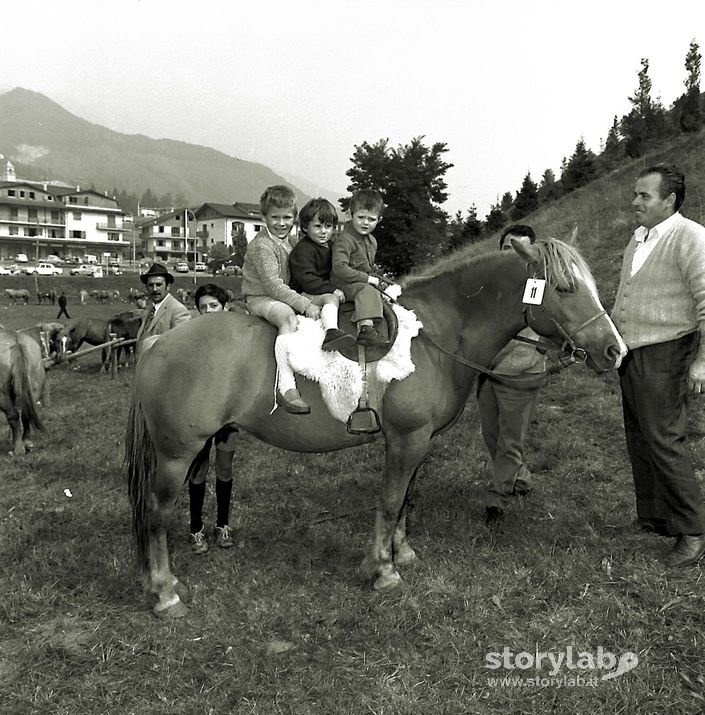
[346,342,381,434]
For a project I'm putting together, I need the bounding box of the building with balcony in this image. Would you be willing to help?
[0,156,131,264]
[194,202,264,251]
[138,208,200,264]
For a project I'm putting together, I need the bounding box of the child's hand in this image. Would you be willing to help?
[333,289,346,303]
[304,304,321,320]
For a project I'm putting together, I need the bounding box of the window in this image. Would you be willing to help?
[51,210,61,222]
[9,225,18,235]
[158,226,165,233]
[19,191,25,198]
[171,227,180,237]
[69,197,77,204]
[29,192,35,199]
[8,189,15,197]
[108,233,120,242]
[73,211,82,220]
[70,230,85,239]
[10,208,18,220]
[157,239,165,247]
[27,228,38,237]
[28,209,37,220]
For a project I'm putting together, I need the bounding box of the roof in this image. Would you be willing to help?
[195,202,262,220]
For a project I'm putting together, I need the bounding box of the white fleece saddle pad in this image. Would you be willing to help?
[286,304,423,422]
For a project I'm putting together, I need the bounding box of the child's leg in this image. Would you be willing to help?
[319,294,340,331]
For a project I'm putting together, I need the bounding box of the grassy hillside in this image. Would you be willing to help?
[438,129,705,308]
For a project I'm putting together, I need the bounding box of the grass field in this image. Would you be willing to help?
[2,279,705,714]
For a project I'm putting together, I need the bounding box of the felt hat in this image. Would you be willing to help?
[140,262,174,285]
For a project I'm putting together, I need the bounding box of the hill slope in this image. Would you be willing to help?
[449,129,705,306]
[0,87,313,206]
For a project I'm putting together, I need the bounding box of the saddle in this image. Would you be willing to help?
[336,301,399,364]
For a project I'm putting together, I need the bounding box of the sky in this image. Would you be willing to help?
[3,0,704,218]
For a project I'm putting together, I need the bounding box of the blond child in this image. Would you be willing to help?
[331,189,389,347]
[240,185,320,414]
[289,197,356,352]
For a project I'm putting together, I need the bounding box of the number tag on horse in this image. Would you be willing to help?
[522,278,546,305]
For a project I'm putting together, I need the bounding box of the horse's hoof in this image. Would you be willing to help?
[173,580,190,603]
[394,543,418,566]
[373,570,403,591]
[153,598,188,619]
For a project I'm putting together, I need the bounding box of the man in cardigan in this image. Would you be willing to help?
[612,164,705,567]
[135,263,191,352]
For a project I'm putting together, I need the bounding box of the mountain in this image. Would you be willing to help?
[0,87,315,208]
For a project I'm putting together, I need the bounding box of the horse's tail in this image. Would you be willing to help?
[125,399,156,578]
[9,341,44,434]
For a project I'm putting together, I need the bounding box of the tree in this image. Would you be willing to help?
[206,242,231,271]
[675,39,703,133]
[562,138,596,193]
[538,168,562,204]
[511,172,539,220]
[342,136,452,274]
[599,116,624,171]
[621,57,669,157]
[447,205,483,251]
[485,201,506,235]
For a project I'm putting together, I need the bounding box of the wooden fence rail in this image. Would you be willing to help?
[44,336,138,379]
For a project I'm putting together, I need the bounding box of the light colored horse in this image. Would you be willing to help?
[0,328,46,454]
[5,288,30,305]
[126,236,627,617]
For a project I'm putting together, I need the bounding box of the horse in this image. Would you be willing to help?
[37,291,54,305]
[17,322,67,364]
[108,311,144,367]
[0,328,46,455]
[79,289,89,305]
[125,236,627,617]
[128,288,147,305]
[65,317,112,370]
[5,288,30,305]
[91,289,112,304]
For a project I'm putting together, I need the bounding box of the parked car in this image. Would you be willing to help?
[45,254,62,264]
[71,263,101,276]
[195,262,207,272]
[0,265,12,275]
[176,262,189,273]
[26,262,64,276]
[15,253,29,263]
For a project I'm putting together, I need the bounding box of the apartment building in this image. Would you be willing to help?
[0,156,131,263]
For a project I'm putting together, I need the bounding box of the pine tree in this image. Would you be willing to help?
[538,168,562,204]
[677,39,703,133]
[561,138,596,193]
[511,173,539,220]
[485,202,506,235]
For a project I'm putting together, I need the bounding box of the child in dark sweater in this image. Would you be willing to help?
[289,198,355,352]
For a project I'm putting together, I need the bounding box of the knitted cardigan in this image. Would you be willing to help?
[611,214,705,349]
[240,229,311,314]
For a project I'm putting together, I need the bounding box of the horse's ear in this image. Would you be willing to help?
[510,235,540,263]
[567,223,578,245]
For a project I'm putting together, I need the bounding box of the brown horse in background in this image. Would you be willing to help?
[0,328,46,455]
[126,236,628,617]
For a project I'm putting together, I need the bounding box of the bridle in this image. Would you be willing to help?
[416,275,608,380]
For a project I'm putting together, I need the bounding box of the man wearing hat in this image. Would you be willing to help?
[135,263,191,351]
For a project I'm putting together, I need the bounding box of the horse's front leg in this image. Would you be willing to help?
[393,468,421,567]
[365,430,430,591]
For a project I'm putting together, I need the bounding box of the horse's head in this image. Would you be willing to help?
[511,235,627,372]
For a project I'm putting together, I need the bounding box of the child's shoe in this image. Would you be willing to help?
[215,524,234,549]
[356,324,388,347]
[276,388,310,414]
[322,328,356,351]
[190,527,208,554]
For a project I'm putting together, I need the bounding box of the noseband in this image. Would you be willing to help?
[523,302,607,365]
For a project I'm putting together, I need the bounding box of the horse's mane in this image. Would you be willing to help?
[401,236,593,292]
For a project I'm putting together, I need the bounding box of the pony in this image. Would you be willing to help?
[91,289,112,304]
[65,317,112,370]
[5,288,30,305]
[17,322,67,364]
[0,328,46,455]
[126,236,627,617]
[108,311,144,367]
